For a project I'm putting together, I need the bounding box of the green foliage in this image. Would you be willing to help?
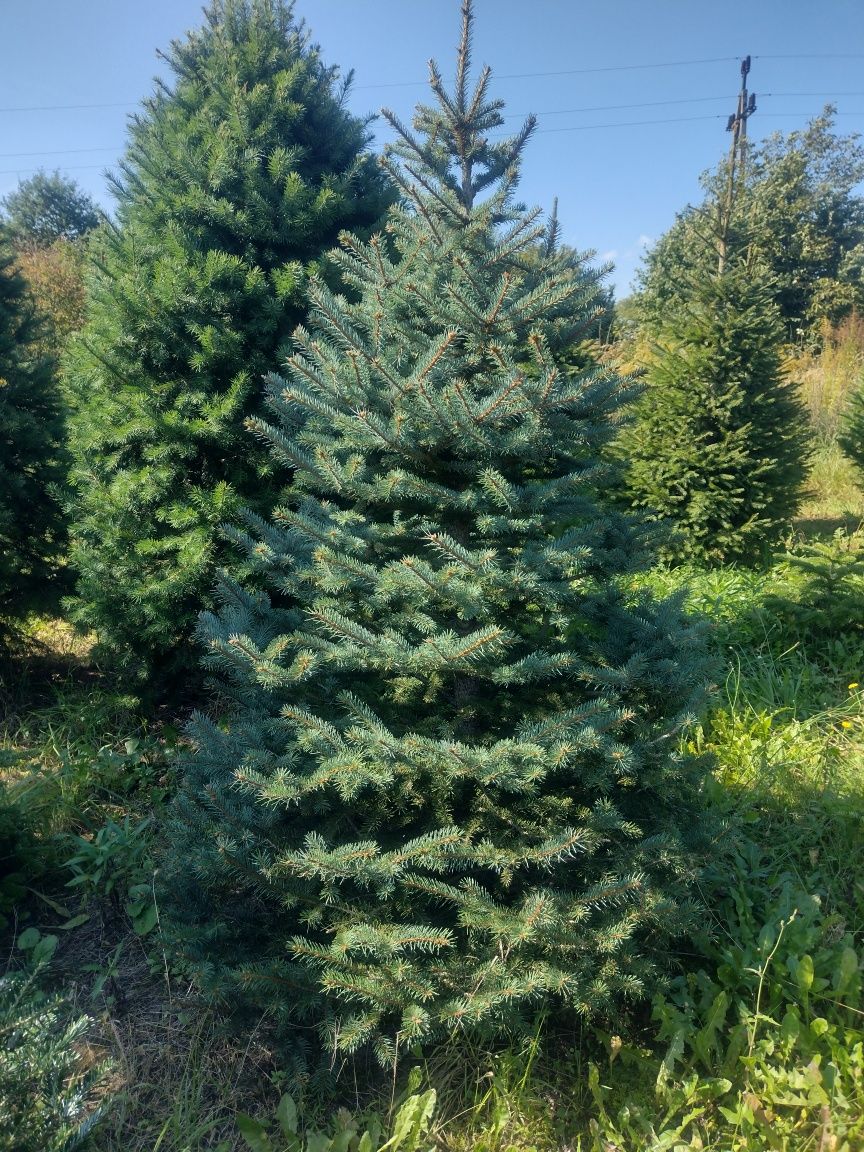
[237,1088,436,1152]
[0,245,67,644]
[765,528,864,642]
[1,678,175,836]
[586,657,864,1150]
[838,369,864,481]
[64,815,158,936]
[65,0,394,680]
[163,2,714,1064]
[0,782,44,932]
[2,535,862,1149]
[0,170,100,248]
[587,885,864,1150]
[564,540,864,1147]
[637,108,864,341]
[621,262,811,565]
[0,930,109,1152]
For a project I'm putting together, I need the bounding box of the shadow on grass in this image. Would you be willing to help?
[792,513,864,540]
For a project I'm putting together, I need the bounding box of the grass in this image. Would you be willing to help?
[4,439,864,1149]
[797,441,864,529]
[789,314,864,444]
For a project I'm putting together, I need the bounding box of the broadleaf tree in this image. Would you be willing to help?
[163,1,716,1065]
[635,108,864,342]
[0,171,100,248]
[65,0,394,680]
[1,172,100,358]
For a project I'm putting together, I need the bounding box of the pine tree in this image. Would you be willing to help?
[163,1,714,1064]
[0,245,65,645]
[65,0,393,680]
[621,261,811,565]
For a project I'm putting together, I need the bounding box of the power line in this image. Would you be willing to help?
[1,86,860,145]
[534,113,726,134]
[1,53,863,113]
[756,53,864,60]
[501,91,864,120]
[0,163,110,175]
[0,101,136,113]
[0,64,742,113]
[4,88,862,161]
[502,95,732,118]
[3,108,864,169]
[483,107,864,141]
[527,110,864,136]
[354,55,742,90]
[767,91,864,97]
[355,54,864,91]
[0,145,121,158]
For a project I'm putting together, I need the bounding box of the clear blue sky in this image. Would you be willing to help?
[2,0,863,296]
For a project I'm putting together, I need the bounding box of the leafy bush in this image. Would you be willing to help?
[0,929,109,1152]
[839,372,864,482]
[0,244,66,645]
[635,108,864,341]
[587,873,864,1151]
[238,1086,436,1152]
[64,814,157,936]
[761,530,864,658]
[0,170,100,247]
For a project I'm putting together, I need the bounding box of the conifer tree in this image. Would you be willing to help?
[621,261,811,565]
[163,1,714,1063]
[838,381,864,481]
[0,245,65,644]
[65,0,393,679]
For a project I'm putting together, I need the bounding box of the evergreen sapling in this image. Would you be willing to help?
[622,261,811,565]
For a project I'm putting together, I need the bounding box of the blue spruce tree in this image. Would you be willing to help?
[164,1,715,1065]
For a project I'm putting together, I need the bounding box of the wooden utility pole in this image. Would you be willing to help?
[718,56,757,274]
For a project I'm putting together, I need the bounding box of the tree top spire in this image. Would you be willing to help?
[380,0,536,219]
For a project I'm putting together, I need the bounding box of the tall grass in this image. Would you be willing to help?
[789,312,864,442]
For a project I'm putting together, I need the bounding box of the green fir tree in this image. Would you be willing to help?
[621,261,811,565]
[0,245,65,645]
[163,1,715,1065]
[65,0,393,680]
[838,380,864,482]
